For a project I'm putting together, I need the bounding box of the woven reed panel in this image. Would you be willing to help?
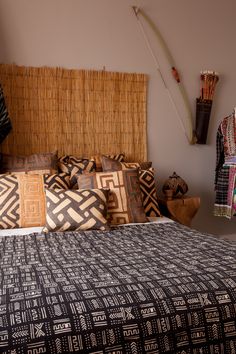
[0,64,147,161]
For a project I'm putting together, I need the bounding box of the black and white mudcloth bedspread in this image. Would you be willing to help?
[0,223,236,354]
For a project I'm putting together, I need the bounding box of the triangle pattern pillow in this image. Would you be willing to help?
[138,168,161,217]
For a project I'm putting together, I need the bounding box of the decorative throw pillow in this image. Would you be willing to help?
[101,155,152,171]
[43,188,110,232]
[101,156,161,217]
[0,151,58,174]
[0,173,70,229]
[43,173,70,189]
[0,174,46,228]
[91,153,125,172]
[58,155,96,188]
[78,169,147,225]
[139,168,162,217]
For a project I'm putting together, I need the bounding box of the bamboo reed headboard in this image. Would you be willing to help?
[0,64,147,161]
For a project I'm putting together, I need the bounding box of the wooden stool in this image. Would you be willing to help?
[157,195,200,227]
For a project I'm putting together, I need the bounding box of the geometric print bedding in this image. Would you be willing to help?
[78,169,147,225]
[0,173,70,228]
[0,222,235,353]
[43,188,110,232]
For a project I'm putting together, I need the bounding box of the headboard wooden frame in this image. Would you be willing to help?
[0,64,147,161]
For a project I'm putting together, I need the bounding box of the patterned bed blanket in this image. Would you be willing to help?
[0,222,236,353]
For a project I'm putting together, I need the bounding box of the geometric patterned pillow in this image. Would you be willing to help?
[101,156,159,217]
[43,188,110,232]
[0,174,46,229]
[58,155,96,188]
[101,155,152,171]
[139,168,162,217]
[0,151,58,174]
[91,153,125,172]
[0,173,70,229]
[44,173,70,189]
[78,169,147,225]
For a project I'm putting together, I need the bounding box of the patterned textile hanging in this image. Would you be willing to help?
[0,85,12,144]
[214,111,236,218]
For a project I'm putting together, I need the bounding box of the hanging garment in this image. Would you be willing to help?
[214,113,236,218]
[0,85,12,144]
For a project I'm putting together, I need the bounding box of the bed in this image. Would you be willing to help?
[0,218,236,354]
[0,64,235,353]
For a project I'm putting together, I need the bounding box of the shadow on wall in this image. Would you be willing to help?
[0,6,11,63]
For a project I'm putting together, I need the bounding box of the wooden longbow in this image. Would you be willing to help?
[132,6,195,144]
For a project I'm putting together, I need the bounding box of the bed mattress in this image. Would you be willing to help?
[0,221,235,353]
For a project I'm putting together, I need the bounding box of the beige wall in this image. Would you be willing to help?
[0,0,236,236]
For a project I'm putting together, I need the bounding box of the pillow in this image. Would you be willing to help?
[91,153,125,172]
[0,173,70,229]
[0,151,58,174]
[101,156,161,217]
[43,188,110,232]
[43,172,70,189]
[101,155,152,171]
[78,169,147,225]
[58,155,96,188]
[139,168,162,217]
